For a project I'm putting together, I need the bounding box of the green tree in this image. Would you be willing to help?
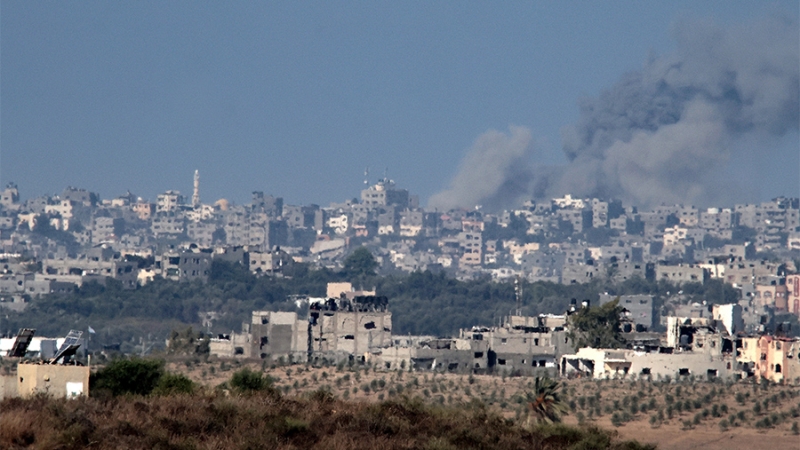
[90,357,165,396]
[567,299,626,349]
[342,247,378,278]
[524,376,568,426]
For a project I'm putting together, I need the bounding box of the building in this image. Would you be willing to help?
[477,315,571,376]
[561,347,736,380]
[249,294,392,363]
[209,332,252,358]
[600,294,655,331]
[738,335,800,384]
[655,263,708,284]
[374,337,489,373]
[156,190,184,213]
[361,180,409,209]
[155,248,212,282]
[15,363,90,399]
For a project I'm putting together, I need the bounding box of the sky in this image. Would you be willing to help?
[1,1,798,209]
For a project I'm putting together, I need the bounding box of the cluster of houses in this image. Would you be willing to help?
[207,282,800,385]
[0,176,798,315]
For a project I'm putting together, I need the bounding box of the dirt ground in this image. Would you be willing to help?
[167,358,800,450]
[604,421,798,450]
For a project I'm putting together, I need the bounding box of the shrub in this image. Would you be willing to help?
[90,357,165,397]
[230,367,273,393]
[153,372,195,395]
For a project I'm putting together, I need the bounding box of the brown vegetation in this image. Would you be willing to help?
[0,389,651,450]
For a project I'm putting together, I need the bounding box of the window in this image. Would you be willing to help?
[474,352,483,358]
[498,359,506,365]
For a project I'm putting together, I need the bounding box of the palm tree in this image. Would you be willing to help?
[525,376,568,426]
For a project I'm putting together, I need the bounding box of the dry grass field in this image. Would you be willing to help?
[0,357,651,450]
[167,356,800,450]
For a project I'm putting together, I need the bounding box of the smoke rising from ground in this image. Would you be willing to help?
[428,126,534,212]
[430,15,799,210]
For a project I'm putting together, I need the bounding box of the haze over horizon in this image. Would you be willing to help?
[1,2,798,209]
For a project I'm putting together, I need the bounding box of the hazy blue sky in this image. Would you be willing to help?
[2,1,797,207]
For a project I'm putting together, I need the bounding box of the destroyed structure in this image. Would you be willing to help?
[211,282,573,376]
[207,282,800,385]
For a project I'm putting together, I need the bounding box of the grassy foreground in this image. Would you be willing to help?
[0,390,653,450]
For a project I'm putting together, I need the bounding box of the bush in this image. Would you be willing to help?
[153,372,196,395]
[90,357,165,397]
[230,367,273,393]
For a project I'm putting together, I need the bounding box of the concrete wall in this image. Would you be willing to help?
[0,374,18,400]
[16,364,90,398]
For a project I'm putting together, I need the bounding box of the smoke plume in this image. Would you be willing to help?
[428,126,534,212]
[430,15,799,210]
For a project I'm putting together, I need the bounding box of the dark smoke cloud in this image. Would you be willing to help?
[430,15,798,210]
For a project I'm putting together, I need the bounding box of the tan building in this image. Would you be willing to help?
[786,274,800,316]
[744,336,800,384]
[15,364,90,399]
[209,332,252,358]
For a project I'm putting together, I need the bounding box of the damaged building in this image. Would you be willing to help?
[373,336,489,373]
[472,315,572,375]
[561,316,738,380]
[245,294,392,363]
